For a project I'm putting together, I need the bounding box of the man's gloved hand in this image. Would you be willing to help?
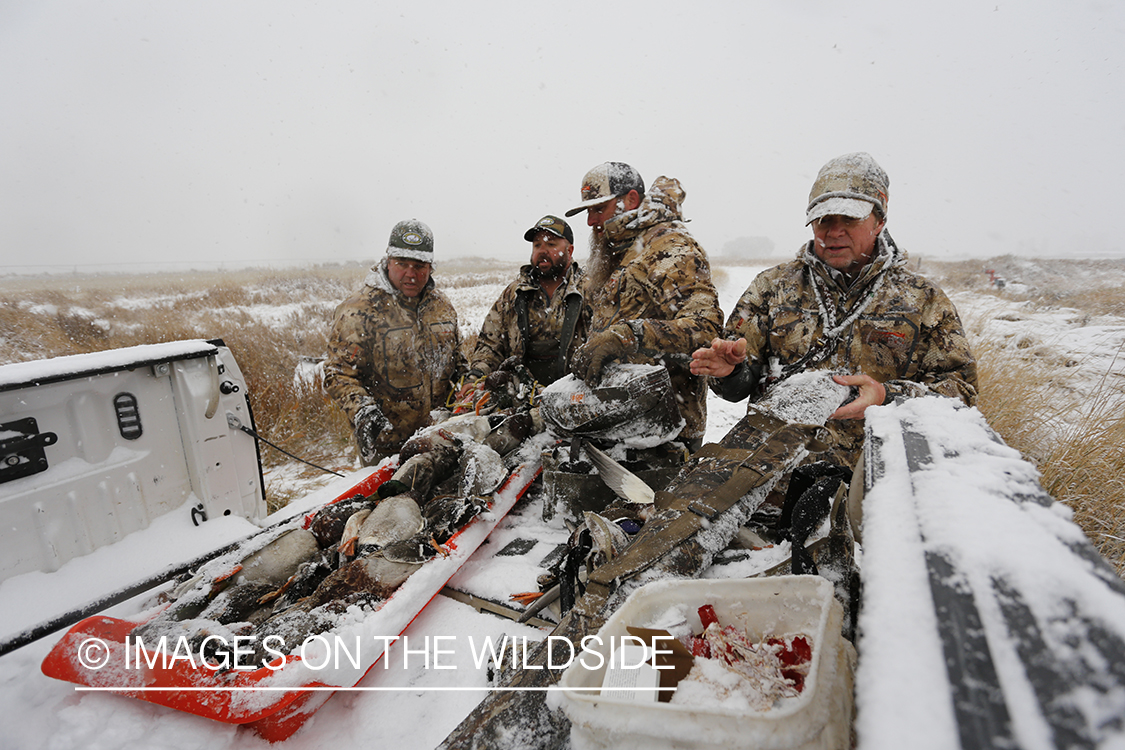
[570,323,639,382]
[354,403,391,466]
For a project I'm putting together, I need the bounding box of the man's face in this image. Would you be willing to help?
[811,213,885,275]
[585,198,620,235]
[530,232,573,280]
[387,257,432,297]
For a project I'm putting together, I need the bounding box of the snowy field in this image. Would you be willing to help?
[1,261,1123,749]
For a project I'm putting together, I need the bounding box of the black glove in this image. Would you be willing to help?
[570,323,638,382]
[354,403,390,465]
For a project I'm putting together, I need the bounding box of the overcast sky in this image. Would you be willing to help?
[1,0,1122,274]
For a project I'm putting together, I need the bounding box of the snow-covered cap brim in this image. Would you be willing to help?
[805,195,875,225]
[386,246,433,263]
[564,194,616,218]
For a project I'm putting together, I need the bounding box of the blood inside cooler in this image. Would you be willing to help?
[555,576,855,750]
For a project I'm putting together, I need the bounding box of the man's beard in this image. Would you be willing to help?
[586,231,623,290]
[531,255,568,282]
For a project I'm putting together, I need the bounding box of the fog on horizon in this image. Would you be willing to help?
[2,1,1123,276]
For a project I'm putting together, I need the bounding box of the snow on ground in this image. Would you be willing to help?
[953,291,1125,402]
[1,263,1123,750]
[443,282,508,341]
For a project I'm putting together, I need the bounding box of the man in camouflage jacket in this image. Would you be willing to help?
[324,219,465,465]
[692,153,977,468]
[467,215,587,387]
[566,162,723,449]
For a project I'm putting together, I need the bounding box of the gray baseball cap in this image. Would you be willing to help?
[564,162,645,217]
[806,153,889,225]
[386,219,434,263]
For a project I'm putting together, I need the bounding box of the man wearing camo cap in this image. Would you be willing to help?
[691,152,977,471]
[566,161,723,451]
[324,219,465,465]
[467,215,587,387]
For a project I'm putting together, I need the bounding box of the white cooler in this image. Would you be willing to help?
[555,576,855,750]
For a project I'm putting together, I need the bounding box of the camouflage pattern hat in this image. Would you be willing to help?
[805,152,890,225]
[523,215,574,244]
[386,219,434,263]
[564,162,645,217]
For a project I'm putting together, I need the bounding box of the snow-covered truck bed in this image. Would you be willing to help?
[857,396,1125,750]
[0,340,265,585]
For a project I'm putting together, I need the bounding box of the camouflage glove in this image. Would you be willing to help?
[354,403,391,466]
[571,323,639,382]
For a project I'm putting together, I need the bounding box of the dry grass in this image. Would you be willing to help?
[1,265,368,513]
[4,256,1124,574]
[924,256,1125,317]
[0,261,514,513]
[710,266,729,290]
[940,258,1125,577]
[1037,386,1125,576]
[972,340,1125,576]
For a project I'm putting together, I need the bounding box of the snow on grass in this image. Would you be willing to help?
[2,261,1124,750]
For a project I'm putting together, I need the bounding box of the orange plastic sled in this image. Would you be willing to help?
[43,461,541,742]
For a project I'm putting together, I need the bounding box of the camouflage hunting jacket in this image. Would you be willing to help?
[589,175,724,442]
[468,262,587,386]
[324,258,465,455]
[714,231,977,466]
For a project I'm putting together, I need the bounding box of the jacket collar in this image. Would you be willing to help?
[800,229,907,295]
[601,175,687,249]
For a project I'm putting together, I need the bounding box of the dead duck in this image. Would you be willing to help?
[483,408,544,457]
[377,428,463,501]
[234,527,320,588]
[197,580,278,626]
[245,552,423,669]
[782,461,851,575]
[556,511,632,615]
[423,493,490,545]
[353,494,425,557]
[304,553,421,609]
[379,492,491,565]
[819,492,860,641]
[381,535,445,564]
[147,526,320,624]
[262,549,336,612]
[310,494,378,549]
[337,508,373,557]
[452,442,507,497]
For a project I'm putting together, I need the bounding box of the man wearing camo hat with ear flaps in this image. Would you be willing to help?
[324,219,465,466]
[691,152,977,473]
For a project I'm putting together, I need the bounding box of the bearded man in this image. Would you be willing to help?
[566,162,723,451]
[467,215,587,386]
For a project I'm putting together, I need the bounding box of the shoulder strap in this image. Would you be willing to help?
[515,289,532,359]
[554,291,584,381]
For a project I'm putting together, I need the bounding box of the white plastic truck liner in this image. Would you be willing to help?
[0,340,265,583]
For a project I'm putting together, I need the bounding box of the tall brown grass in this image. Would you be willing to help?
[3,257,1123,577]
[970,334,1125,576]
[932,258,1125,577]
[1,265,360,511]
[0,261,519,512]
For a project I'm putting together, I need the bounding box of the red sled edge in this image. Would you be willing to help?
[42,460,541,742]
